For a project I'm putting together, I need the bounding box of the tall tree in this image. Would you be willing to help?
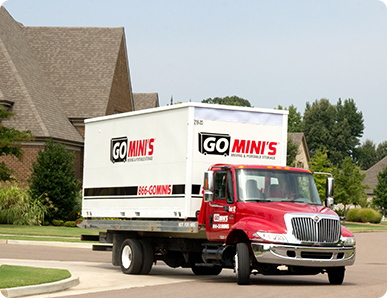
[334,157,368,222]
[277,104,303,133]
[202,96,252,107]
[355,139,378,170]
[0,107,32,181]
[376,141,387,161]
[373,165,387,218]
[303,98,364,166]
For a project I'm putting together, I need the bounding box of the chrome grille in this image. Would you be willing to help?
[291,216,341,243]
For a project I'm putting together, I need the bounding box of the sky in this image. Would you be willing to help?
[2,0,387,145]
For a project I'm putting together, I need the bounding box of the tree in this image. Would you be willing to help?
[376,141,387,161]
[334,157,368,222]
[29,139,80,221]
[355,139,378,170]
[373,165,387,218]
[303,98,364,166]
[277,104,303,133]
[309,149,333,200]
[202,96,252,107]
[0,107,32,181]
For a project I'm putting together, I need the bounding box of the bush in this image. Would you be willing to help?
[346,208,382,224]
[0,183,48,225]
[64,221,77,227]
[29,139,80,221]
[52,219,64,226]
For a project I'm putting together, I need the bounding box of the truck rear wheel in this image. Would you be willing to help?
[120,239,143,274]
[235,242,251,285]
[327,267,345,285]
[139,239,154,274]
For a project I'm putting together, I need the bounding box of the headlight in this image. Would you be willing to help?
[341,236,356,247]
[254,232,288,243]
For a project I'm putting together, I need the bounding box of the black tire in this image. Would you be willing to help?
[120,239,143,274]
[327,267,345,285]
[139,239,154,275]
[236,242,251,285]
[191,265,222,275]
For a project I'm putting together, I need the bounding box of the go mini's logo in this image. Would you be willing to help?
[111,137,155,163]
[111,137,128,163]
[198,132,231,156]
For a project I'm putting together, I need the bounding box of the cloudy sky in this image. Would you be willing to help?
[2,0,387,144]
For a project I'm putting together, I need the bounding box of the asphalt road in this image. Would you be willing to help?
[1,232,387,298]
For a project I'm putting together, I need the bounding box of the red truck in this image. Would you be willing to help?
[79,103,355,285]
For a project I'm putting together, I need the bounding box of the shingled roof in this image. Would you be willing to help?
[363,156,387,195]
[133,93,159,111]
[0,6,133,144]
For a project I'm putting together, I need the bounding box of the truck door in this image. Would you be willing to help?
[205,168,236,242]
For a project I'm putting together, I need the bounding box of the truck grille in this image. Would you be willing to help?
[291,216,341,243]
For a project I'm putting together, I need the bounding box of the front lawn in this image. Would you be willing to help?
[0,265,71,288]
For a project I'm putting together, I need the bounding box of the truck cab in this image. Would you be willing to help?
[198,164,356,285]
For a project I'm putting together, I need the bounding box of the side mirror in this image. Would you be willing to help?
[204,171,214,203]
[325,177,334,208]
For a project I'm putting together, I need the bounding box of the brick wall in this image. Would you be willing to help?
[0,143,83,186]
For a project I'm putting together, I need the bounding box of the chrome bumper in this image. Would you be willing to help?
[251,242,356,267]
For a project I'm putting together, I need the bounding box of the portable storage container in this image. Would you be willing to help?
[82,103,288,218]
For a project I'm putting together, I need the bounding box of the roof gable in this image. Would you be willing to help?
[0,7,132,144]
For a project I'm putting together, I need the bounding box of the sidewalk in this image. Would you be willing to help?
[0,240,90,297]
[0,240,206,298]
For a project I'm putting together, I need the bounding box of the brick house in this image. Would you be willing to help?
[0,7,158,184]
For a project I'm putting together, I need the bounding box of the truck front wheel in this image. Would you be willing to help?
[235,242,251,285]
[327,266,345,285]
[120,239,143,274]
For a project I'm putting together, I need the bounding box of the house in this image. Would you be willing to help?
[363,156,387,199]
[0,7,158,184]
[288,132,310,170]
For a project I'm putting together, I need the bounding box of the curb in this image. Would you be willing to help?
[0,274,80,298]
[2,239,93,249]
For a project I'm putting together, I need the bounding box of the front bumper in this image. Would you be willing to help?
[251,242,356,267]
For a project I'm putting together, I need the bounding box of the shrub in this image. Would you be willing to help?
[64,221,77,227]
[52,219,64,226]
[29,139,80,221]
[346,208,382,224]
[0,183,48,225]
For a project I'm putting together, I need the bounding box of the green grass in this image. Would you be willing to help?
[0,224,102,242]
[342,221,387,232]
[0,265,71,289]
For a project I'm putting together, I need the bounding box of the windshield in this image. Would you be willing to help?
[236,169,322,205]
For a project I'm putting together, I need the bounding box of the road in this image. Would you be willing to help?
[1,232,387,298]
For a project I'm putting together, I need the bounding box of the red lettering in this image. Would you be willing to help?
[138,139,147,156]
[128,138,155,157]
[128,140,137,157]
[250,140,261,154]
[148,138,154,155]
[231,139,277,156]
[268,142,277,155]
[232,139,245,153]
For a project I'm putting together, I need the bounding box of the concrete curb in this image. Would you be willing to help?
[2,239,93,249]
[0,274,80,298]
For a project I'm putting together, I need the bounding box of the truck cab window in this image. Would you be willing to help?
[226,171,234,204]
[214,170,234,204]
[214,171,227,200]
